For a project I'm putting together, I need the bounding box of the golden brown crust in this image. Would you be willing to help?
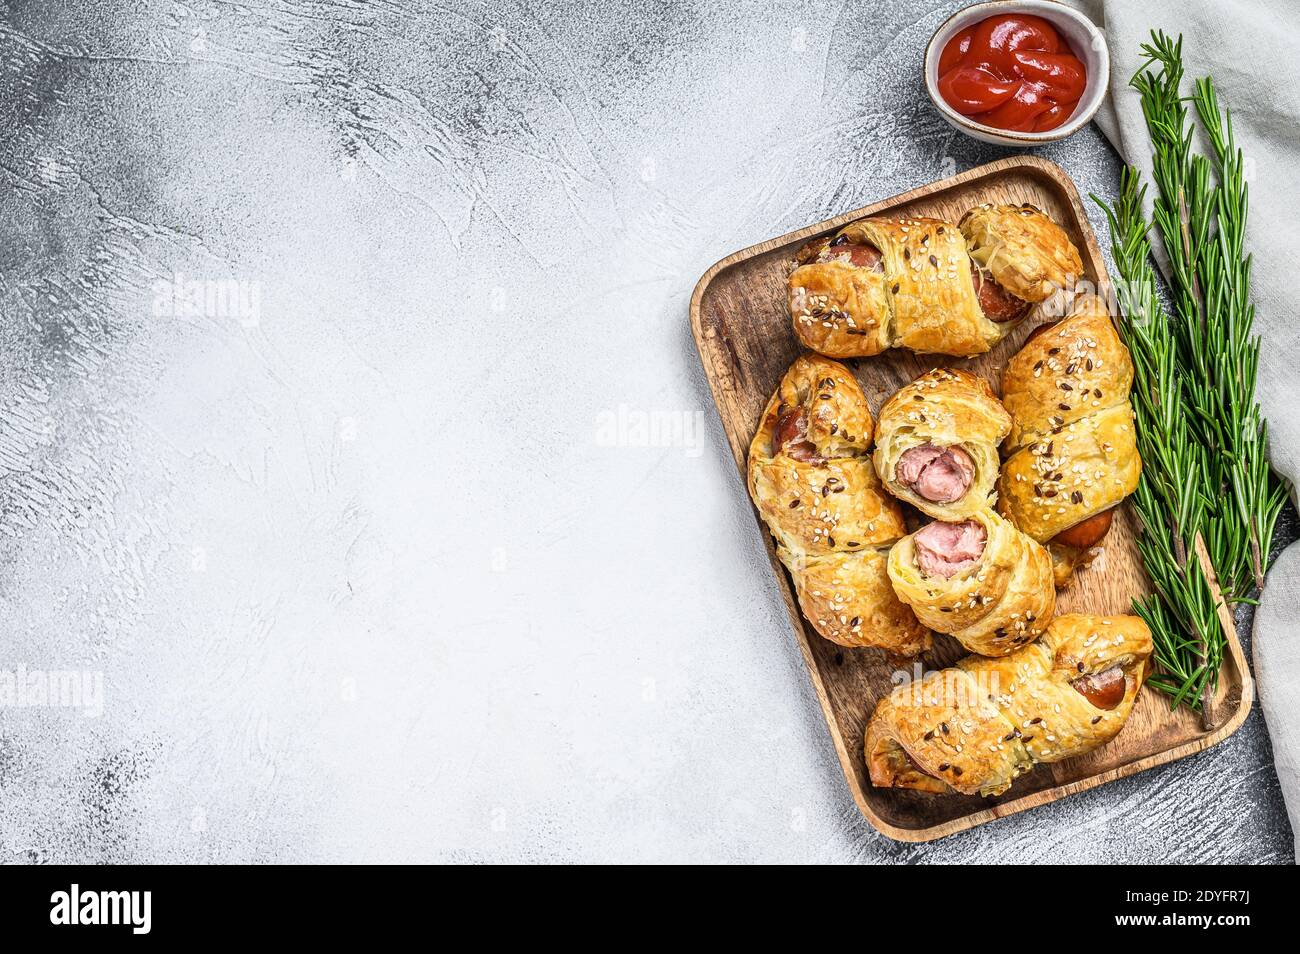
[747,355,931,654]
[865,614,1152,796]
[997,295,1141,565]
[793,548,930,654]
[1047,541,1089,588]
[886,509,1055,656]
[789,207,1082,359]
[1001,294,1136,452]
[960,203,1083,303]
[998,405,1141,543]
[873,368,1011,520]
[856,217,998,356]
[750,457,905,553]
[787,259,891,358]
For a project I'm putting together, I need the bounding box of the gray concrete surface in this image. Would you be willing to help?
[0,0,1292,862]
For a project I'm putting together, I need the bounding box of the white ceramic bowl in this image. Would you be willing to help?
[924,0,1109,146]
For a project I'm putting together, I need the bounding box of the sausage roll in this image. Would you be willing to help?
[865,613,1152,796]
[748,355,931,655]
[960,203,1084,306]
[788,205,1081,359]
[997,294,1142,585]
[886,508,1055,656]
[873,368,1011,520]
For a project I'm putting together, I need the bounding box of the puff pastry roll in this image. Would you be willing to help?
[886,508,1055,656]
[865,614,1152,796]
[960,203,1084,305]
[873,368,1011,520]
[748,355,931,655]
[997,294,1142,585]
[788,205,1080,359]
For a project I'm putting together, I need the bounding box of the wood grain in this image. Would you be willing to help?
[689,156,1253,842]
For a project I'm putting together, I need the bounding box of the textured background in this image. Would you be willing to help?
[0,0,1292,863]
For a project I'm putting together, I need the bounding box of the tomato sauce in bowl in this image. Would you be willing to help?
[936,13,1087,133]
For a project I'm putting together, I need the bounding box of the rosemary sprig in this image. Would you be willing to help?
[1096,171,1221,722]
[1092,31,1287,719]
[1191,75,1288,592]
[1132,32,1286,602]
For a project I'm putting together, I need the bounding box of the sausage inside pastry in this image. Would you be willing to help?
[788,205,1081,359]
[865,614,1152,796]
[886,508,1055,656]
[748,355,931,655]
[997,294,1142,585]
[873,368,1011,520]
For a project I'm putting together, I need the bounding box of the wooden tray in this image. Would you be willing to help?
[690,156,1252,842]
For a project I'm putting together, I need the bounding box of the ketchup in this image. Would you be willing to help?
[937,14,1086,133]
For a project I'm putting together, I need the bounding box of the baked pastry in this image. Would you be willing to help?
[886,508,1055,656]
[865,613,1152,796]
[873,368,1011,520]
[997,293,1142,585]
[748,355,931,655]
[788,204,1081,358]
[960,203,1084,305]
